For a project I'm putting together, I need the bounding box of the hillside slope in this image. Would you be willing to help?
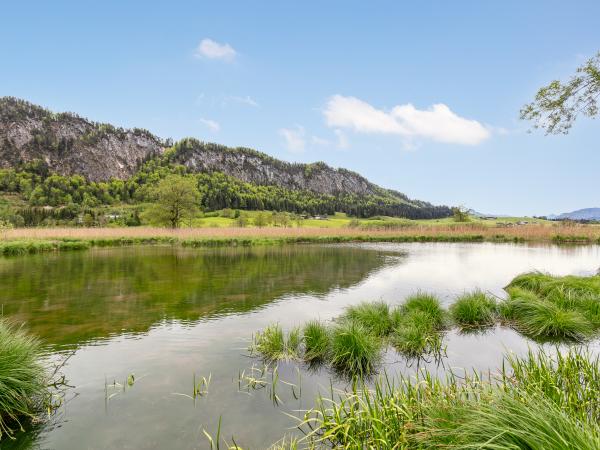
[0,97,451,218]
[0,97,164,181]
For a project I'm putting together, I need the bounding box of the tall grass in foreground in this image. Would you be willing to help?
[0,320,48,439]
[343,301,393,337]
[295,348,600,449]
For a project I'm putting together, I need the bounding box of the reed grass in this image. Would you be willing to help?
[302,321,330,362]
[0,319,48,439]
[294,348,600,449]
[391,293,446,357]
[330,321,382,376]
[502,273,600,341]
[251,324,301,361]
[343,302,393,337]
[450,290,497,329]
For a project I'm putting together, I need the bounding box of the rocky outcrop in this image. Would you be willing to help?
[0,97,164,181]
[170,139,410,200]
[0,97,437,210]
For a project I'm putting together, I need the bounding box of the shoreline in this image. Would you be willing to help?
[1,225,599,255]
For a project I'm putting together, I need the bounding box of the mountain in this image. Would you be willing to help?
[549,208,600,221]
[0,97,451,218]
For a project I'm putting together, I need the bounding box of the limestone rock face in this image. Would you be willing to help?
[0,97,164,181]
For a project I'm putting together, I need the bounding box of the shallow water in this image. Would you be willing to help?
[2,243,600,449]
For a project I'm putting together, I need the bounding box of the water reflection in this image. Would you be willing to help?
[2,242,600,449]
[0,245,393,348]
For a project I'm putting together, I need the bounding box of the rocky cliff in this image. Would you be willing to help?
[0,97,165,181]
[0,97,440,211]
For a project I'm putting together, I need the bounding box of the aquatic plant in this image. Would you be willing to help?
[391,293,446,357]
[251,324,301,361]
[450,290,497,328]
[399,292,445,328]
[343,301,393,337]
[330,321,381,375]
[294,348,600,449]
[302,321,330,362]
[0,319,48,439]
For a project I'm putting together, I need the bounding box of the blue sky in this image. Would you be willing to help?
[1,1,598,216]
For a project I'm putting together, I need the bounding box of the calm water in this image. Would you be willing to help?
[2,243,600,449]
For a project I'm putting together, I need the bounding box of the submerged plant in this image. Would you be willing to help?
[450,290,497,329]
[0,319,48,439]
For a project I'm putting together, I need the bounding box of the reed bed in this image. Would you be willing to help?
[1,223,600,245]
[293,348,600,449]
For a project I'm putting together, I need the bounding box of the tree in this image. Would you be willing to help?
[148,175,200,228]
[521,52,600,134]
[452,206,470,223]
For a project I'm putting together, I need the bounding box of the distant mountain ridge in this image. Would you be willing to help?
[0,96,451,218]
[548,208,600,221]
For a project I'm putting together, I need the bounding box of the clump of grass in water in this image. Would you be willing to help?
[343,301,393,337]
[391,293,446,357]
[450,290,497,329]
[0,319,49,439]
[302,321,330,362]
[330,321,381,376]
[294,348,600,449]
[251,324,301,362]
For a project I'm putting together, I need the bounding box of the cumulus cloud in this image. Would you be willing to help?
[200,118,220,132]
[279,126,305,152]
[323,95,490,146]
[195,38,237,61]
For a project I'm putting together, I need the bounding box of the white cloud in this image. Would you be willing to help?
[228,95,259,107]
[279,126,305,153]
[200,118,220,132]
[323,95,490,146]
[194,38,237,61]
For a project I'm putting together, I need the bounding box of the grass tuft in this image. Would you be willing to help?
[251,324,301,361]
[0,319,48,439]
[330,321,381,376]
[302,321,330,362]
[343,301,393,337]
[450,290,497,329]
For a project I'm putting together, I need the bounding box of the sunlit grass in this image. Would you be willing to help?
[330,321,382,376]
[0,319,48,439]
[251,324,301,361]
[295,348,600,449]
[302,321,330,362]
[343,301,393,337]
[450,290,497,329]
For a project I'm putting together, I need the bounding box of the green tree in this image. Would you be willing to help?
[521,52,600,134]
[147,175,200,228]
[452,206,470,223]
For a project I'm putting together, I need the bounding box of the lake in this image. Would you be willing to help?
[2,243,600,449]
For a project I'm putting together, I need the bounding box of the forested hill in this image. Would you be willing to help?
[0,97,452,219]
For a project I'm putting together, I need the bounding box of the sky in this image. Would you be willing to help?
[1,0,599,216]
